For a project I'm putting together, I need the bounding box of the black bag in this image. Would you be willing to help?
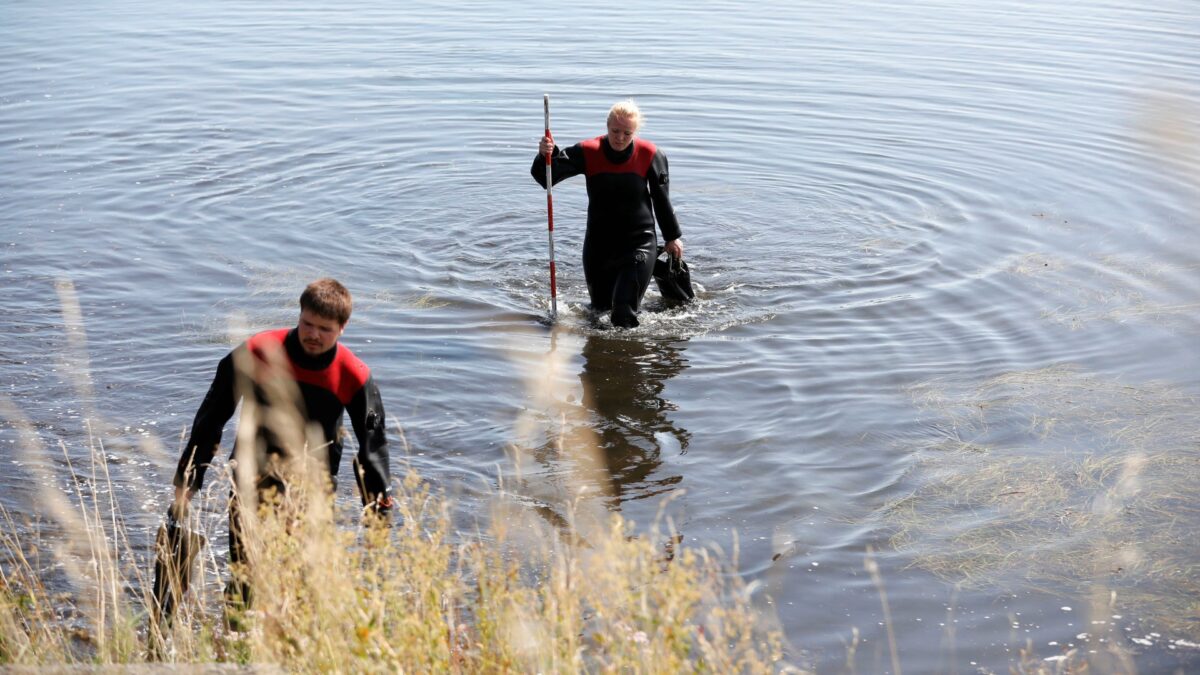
[653,246,695,303]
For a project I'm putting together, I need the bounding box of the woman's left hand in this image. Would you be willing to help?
[664,238,684,259]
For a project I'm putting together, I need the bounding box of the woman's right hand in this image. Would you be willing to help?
[539,136,554,155]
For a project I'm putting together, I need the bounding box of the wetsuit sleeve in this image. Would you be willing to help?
[174,349,240,494]
[649,150,682,242]
[348,376,390,506]
[531,143,586,188]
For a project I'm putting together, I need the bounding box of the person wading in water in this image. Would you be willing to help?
[159,278,392,628]
[532,99,685,327]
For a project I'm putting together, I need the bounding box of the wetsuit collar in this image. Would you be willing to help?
[284,327,338,370]
[600,136,635,164]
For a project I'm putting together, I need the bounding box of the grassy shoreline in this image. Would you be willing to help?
[0,430,788,672]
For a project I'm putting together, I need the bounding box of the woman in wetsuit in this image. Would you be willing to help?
[531,100,684,327]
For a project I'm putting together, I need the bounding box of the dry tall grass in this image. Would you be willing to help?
[0,282,789,672]
[0,420,787,672]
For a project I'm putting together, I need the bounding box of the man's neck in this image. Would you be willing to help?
[284,328,338,369]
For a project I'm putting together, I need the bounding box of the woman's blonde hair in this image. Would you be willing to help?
[607,99,644,131]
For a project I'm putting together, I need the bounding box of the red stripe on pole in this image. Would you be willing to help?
[544,94,557,318]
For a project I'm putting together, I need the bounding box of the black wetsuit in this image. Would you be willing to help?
[532,135,682,327]
[173,328,390,602]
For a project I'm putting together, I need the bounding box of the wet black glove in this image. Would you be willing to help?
[166,500,188,526]
[152,503,205,628]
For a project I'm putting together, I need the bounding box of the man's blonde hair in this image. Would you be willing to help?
[607,99,644,131]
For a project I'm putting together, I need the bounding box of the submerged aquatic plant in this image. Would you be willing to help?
[891,366,1200,648]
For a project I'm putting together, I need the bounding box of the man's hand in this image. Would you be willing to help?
[168,486,193,523]
[664,238,684,259]
[364,494,395,528]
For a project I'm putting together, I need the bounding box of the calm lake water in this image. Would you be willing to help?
[3,0,1199,671]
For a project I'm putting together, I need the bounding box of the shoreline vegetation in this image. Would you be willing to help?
[3,409,1137,675]
[1,282,1189,673]
[0,283,789,672]
[0,394,787,672]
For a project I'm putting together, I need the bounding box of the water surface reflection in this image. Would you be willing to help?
[574,334,690,509]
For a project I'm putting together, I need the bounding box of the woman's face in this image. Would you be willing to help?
[606,115,638,152]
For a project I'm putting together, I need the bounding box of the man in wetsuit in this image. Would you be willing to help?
[532,99,684,327]
[167,278,391,612]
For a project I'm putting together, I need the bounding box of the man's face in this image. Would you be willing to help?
[297,308,345,356]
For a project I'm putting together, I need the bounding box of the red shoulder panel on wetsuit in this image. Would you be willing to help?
[321,345,370,405]
[582,136,656,177]
[246,329,369,405]
[247,329,289,361]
